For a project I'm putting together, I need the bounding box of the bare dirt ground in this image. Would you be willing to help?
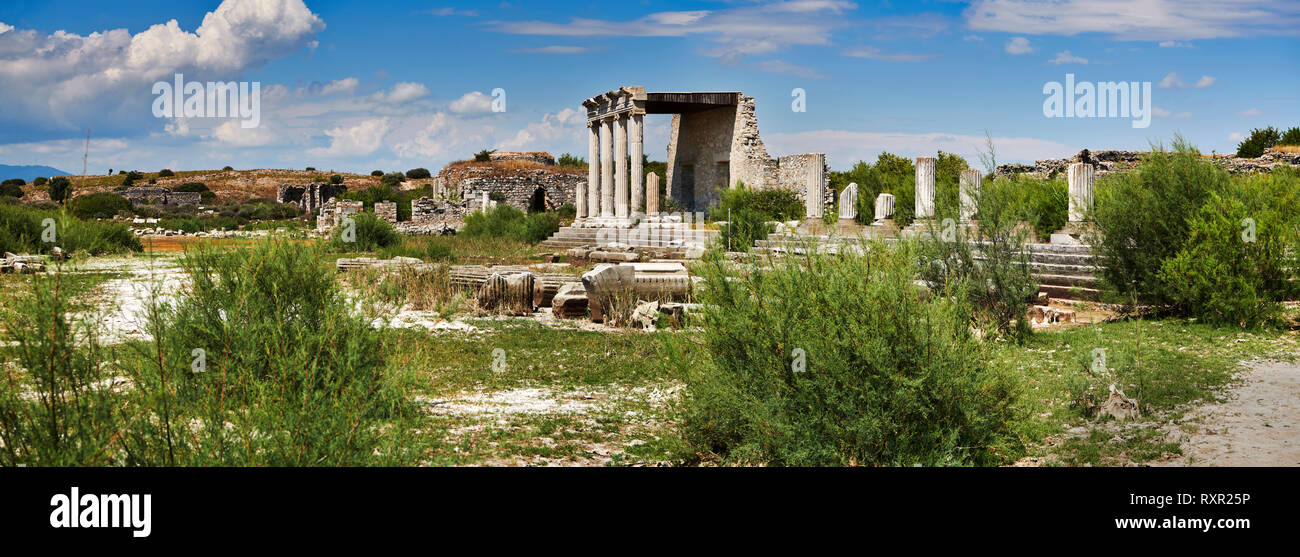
[1160,359,1300,466]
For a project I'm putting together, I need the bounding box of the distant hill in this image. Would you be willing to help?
[0,164,72,182]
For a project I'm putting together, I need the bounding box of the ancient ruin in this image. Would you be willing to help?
[277,183,347,216]
[123,187,201,208]
[574,86,830,227]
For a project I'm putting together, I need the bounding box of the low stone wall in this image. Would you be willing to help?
[124,187,201,207]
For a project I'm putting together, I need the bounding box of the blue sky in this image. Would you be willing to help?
[0,0,1297,174]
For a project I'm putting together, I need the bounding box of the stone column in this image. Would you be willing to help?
[600,117,614,218]
[646,172,659,215]
[805,154,826,219]
[874,193,896,222]
[839,182,858,220]
[615,114,629,220]
[959,169,982,222]
[1067,162,1094,222]
[914,157,936,220]
[629,113,644,216]
[582,123,599,221]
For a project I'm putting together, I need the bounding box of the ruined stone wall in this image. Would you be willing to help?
[434,164,582,213]
[730,96,777,191]
[408,196,471,231]
[776,154,832,208]
[665,105,737,211]
[374,201,397,223]
[277,183,347,216]
[124,187,201,207]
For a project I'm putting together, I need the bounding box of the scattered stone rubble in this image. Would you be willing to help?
[1,252,47,273]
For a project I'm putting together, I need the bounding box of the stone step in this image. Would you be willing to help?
[1038,283,1101,301]
[1027,262,1099,277]
[1033,273,1097,287]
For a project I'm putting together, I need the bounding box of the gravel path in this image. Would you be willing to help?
[1166,360,1300,466]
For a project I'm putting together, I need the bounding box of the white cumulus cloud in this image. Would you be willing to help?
[1005,37,1033,54]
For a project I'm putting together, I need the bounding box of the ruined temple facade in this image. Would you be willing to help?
[577,86,829,222]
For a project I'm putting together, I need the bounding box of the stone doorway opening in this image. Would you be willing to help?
[530,187,546,212]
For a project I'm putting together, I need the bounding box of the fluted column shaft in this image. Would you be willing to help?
[600,118,614,218]
[914,157,936,220]
[615,115,629,220]
[959,169,982,222]
[585,124,598,219]
[629,113,644,216]
[1068,162,1095,222]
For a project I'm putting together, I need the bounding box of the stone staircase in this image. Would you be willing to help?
[751,232,1101,301]
[541,223,719,252]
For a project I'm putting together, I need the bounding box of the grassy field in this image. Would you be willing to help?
[376,312,1297,466]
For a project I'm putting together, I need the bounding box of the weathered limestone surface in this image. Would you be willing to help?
[478,271,535,315]
[645,172,660,215]
[959,169,982,222]
[873,193,896,222]
[914,157,936,220]
[1067,162,1095,222]
[615,115,629,219]
[630,113,644,214]
[552,282,589,319]
[374,201,397,223]
[839,182,858,220]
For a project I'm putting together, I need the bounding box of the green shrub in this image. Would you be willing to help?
[556,153,586,168]
[474,149,495,162]
[48,176,72,204]
[405,168,431,179]
[918,177,1038,342]
[158,168,174,177]
[710,182,805,223]
[0,182,22,198]
[1281,127,1300,147]
[371,170,384,177]
[329,212,399,251]
[1235,126,1280,158]
[844,153,915,226]
[980,174,1067,240]
[0,204,141,255]
[380,173,405,187]
[33,177,47,187]
[556,203,576,220]
[1093,137,1229,305]
[462,203,526,239]
[718,207,772,252]
[671,244,1020,465]
[69,192,131,220]
[1157,169,1300,326]
[0,241,418,465]
[330,174,344,185]
[523,211,561,243]
[2,178,25,186]
[222,166,234,171]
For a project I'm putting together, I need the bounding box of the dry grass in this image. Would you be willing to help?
[1271,145,1300,155]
